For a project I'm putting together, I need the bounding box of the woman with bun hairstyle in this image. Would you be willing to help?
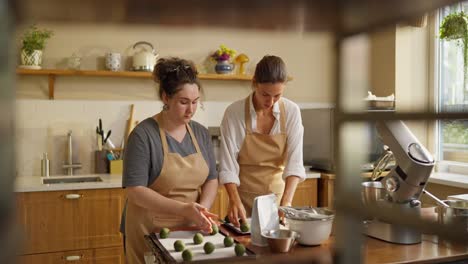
[219,55,306,227]
[122,57,218,264]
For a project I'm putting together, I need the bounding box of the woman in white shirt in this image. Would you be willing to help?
[219,55,306,227]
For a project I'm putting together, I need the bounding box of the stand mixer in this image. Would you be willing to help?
[363,120,435,244]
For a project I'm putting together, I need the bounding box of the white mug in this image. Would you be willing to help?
[105,52,121,72]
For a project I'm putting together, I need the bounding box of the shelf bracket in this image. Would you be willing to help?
[48,74,55,99]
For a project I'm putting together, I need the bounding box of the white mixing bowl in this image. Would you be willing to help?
[285,207,334,246]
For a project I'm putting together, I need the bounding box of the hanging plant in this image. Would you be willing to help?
[439,11,468,87]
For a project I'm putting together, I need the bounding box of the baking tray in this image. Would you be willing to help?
[145,230,255,263]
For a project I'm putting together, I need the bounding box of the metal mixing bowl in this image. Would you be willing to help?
[436,200,468,232]
[362,181,385,205]
[261,229,298,253]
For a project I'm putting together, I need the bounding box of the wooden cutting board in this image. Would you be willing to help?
[147,230,255,263]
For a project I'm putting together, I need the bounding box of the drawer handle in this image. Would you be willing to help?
[64,194,82,200]
[65,255,81,261]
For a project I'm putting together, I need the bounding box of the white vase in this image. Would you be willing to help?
[20,49,43,69]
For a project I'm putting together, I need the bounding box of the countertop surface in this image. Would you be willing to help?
[146,221,468,264]
[14,174,123,192]
[15,170,320,192]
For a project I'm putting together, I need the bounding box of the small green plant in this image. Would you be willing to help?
[439,11,468,86]
[21,25,53,56]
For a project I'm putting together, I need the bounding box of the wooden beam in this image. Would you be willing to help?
[48,74,55,99]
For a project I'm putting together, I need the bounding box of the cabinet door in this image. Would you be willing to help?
[209,187,228,218]
[16,189,126,254]
[291,179,318,207]
[318,177,335,209]
[17,246,125,264]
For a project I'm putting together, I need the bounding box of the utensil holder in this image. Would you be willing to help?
[110,160,123,175]
[95,150,108,173]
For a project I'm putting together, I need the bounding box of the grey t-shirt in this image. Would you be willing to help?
[120,117,217,235]
[122,117,217,187]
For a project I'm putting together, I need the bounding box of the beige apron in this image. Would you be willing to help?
[125,113,209,264]
[237,94,288,216]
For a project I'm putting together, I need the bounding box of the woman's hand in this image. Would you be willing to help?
[279,201,291,225]
[227,199,247,227]
[181,202,217,233]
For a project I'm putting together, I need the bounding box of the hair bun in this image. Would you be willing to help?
[153,57,202,99]
[153,57,198,83]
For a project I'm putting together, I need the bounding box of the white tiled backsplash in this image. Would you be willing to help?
[16,99,231,177]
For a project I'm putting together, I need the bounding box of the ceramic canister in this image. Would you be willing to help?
[105,52,121,72]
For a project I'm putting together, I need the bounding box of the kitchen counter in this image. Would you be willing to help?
[14,174,123,192]
[226,225,468,263]
[15,169,319,193]
[305,172,320,179]
[146,223,468,264]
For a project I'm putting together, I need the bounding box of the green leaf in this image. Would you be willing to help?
[21,24,53,55]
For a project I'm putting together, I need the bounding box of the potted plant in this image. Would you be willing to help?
[20,25,53,69]
[211,44,237,74]
[439,11,468,86]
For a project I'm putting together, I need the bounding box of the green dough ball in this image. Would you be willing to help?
[173,240,185,252]
[203,242,215,254]
[224,215,230,223]
[182,249,193,261]
[234,243,246,256]
[223,236,234,247]
[193,232,204,245]
[159,227,170,239]
[210,223,219,235]
[240,223,250,232]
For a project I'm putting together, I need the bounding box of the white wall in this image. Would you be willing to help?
[395,24,431,147]
[16,23,334,102]
[15,22,335,177]
[15,99,233,177]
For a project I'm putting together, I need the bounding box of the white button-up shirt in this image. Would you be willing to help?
[219,95,306,186]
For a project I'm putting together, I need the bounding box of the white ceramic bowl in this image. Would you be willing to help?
[285,207,334,246]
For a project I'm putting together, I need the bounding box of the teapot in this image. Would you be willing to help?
[132,41,159,72]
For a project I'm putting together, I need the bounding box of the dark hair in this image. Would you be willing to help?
[253,55,288,84]
[153,57,202,99]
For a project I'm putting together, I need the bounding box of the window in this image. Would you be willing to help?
[437,2,468,174]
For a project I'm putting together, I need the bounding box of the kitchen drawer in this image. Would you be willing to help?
[17,246,125,264]
[16,189,126,254]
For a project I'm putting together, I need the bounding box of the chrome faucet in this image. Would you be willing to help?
[63,130,82,175]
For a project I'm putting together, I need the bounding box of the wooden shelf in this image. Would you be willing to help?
[16,68,255,99]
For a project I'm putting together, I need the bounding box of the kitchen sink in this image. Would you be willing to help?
[42,176,103,184]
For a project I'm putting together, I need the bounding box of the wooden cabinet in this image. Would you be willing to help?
[209,187,228,218]
[16,188,126,263]
[211,178,318,217]
[17,246,124,264]
[291,178,318,207]
[318,175,335,209]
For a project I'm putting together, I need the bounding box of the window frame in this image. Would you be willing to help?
[435,2,468,176]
